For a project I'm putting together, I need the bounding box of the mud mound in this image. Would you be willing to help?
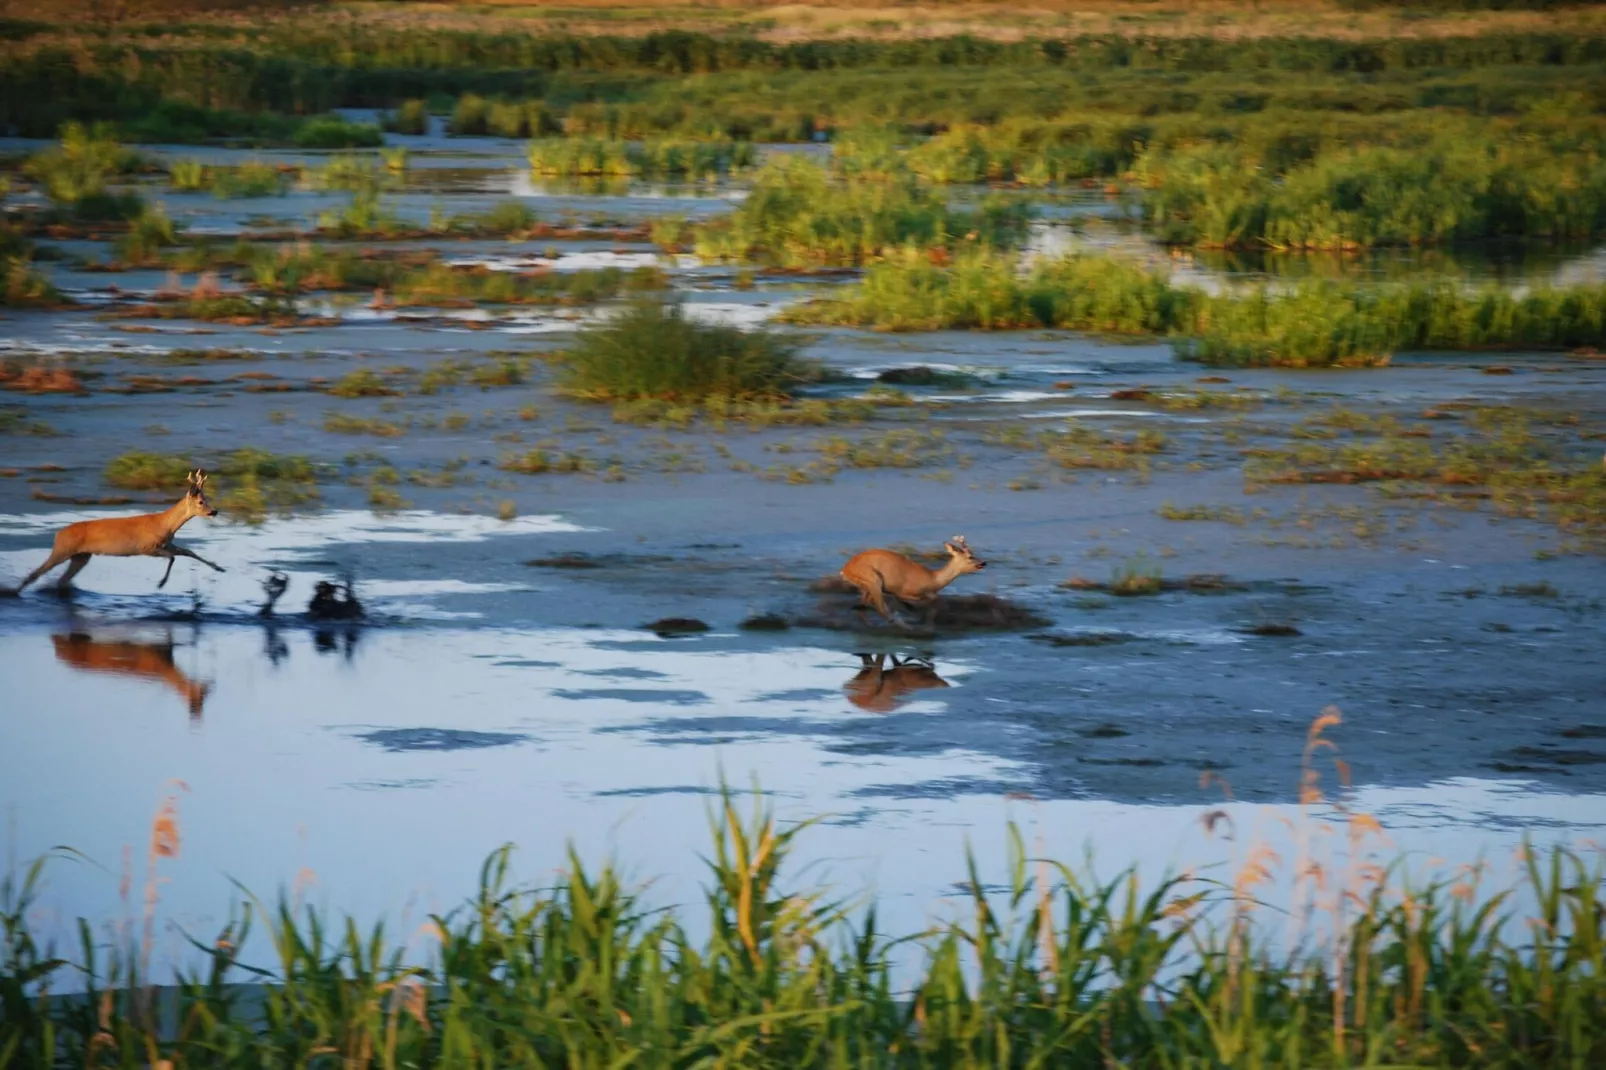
[796,592,1049,636]
[646,617,709,637]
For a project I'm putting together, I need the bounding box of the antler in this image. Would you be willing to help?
[188,469,208,487]
[951,534,968,548]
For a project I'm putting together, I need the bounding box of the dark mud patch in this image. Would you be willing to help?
[525,553,604,569]
[1502,746,1606,767]
[739,612,790,631]
[645,617,710,637]
[795,592,1050,636]
[1028,631,1135,647]
[1242,623,1303,637]
[1560,725,1606,740]
[1077,723,1131,739]
[1059,573,1248,596]
[1079,756,1168,767]
[874,365,972,388]
[357,727,529,752]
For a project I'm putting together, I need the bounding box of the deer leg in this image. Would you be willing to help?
[13,547,74,593]
[157,551,177,590]
[57,553,92,592]
[168,543,226,574]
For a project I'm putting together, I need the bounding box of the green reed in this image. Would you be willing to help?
[562,299,822,401]
[3,779,1604,1067]
[528,137,756,179]
[689,157,1029,267]
[786,250,1606,366]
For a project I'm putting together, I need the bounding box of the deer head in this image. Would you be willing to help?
[943,534,986,573]
[185,469,219,518]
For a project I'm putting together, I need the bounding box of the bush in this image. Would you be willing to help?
[292,116,384,149]
[562,299,820,401]
[24,121,143,217]
[114,203,180,265]
[381,99,429,135]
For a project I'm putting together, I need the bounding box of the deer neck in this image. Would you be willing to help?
[927,556,968,593]
[158,498,195,541]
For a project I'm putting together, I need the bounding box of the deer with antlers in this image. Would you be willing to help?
[9,469,225,595]
[839,534,987,630]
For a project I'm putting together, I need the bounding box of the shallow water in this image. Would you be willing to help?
[4,127,1605,978]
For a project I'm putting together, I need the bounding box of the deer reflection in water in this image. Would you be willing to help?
[843,652,950,713]
[51,629,211,721]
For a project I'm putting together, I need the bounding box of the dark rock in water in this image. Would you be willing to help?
[1244,623,1302,637]
[646,617,710,637]
[525,553,603,569]
[308,580,364,621]
[739,613,790,631]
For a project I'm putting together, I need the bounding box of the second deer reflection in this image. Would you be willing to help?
[51,631,211,721]
[843,653,949,713]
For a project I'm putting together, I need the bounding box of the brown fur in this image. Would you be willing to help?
[839,534,986,629]
[11,469,224,593]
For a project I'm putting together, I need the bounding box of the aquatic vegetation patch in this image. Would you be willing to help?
[561,299,823,403]
[529,137,756,179]
[688,157,1030,267]
[103,447,325,523]
[789,251,1606,367]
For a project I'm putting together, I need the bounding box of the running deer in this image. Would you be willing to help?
[843,653,950,713]
[11,469,224,594]
[51,631,211,720]
[839,535,986,629]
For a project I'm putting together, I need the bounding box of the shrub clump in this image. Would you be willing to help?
[562,300,822,402]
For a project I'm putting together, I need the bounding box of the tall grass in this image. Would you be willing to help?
[3,765,1605,1066]
[786,250,1606,366]
[690,157,1030,267]
[562,299,820,401]
[528,137,756,179]
[1137,139,1606,248]
[22,121,143,220]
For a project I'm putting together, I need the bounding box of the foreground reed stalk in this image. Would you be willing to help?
[2,731,1603,1067]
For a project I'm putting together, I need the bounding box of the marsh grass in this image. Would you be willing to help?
[6,734,1606,1067]
[1249,404,1606,550]
[103,448,324,523]
[690,157,1030,267]
[791,251,1606,367]
[562,299,822,402]
[529,137,755,179]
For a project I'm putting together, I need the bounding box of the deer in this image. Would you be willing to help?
[839,535,986,630]
[10,469,225,595]
[843,653,950,713]
[52,630,211,721]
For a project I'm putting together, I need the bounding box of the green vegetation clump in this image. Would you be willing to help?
[448,94,560,138]
[789,251,1606,367]
[22,121,143,220]
[292,116,384,149]
[0,257,62,308]
[382,99,430,135]
[169,159,289,199]
[1137,139,1606,248]
[3,784,1606,1066]
[690,157,1029,267]
[102,447,323,523]
[563,300,821,402]
[529,138,756,179]
[113,203,180,266]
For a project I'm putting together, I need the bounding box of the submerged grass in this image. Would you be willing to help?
[3,759,1606,1067]
[529,137,756,179]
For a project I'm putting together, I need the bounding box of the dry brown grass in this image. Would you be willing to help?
[8,0,1601,41]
